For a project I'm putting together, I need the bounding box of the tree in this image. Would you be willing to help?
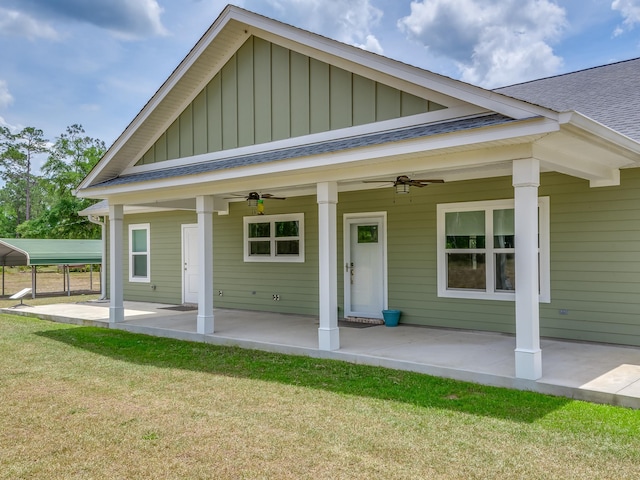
[0,127,48,222]
[17,125,105,239]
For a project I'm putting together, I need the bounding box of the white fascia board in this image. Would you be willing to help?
[77,6,242,191]
[559,111,640,159]
[121,106,487,177]
[81,117,557,199]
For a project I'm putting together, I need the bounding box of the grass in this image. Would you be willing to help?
[1,314,639,479]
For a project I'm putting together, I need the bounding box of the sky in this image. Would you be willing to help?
[1,0,640,155]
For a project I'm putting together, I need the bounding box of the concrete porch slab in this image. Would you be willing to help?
[3,300,640,409]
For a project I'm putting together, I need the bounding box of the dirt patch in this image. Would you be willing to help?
[0,267,101,299]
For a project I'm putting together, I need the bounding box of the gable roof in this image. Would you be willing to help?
[495,58,640,142]
[77,5,556,192]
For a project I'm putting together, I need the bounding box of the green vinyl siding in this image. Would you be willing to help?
[113,168,640,347]
[119,211,196,304]
[212,196,319,315]
[136,36,446,166]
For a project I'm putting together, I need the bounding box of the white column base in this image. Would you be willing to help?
[515,348,542,380]
[197,314,214,335]
[318,326,340,351]
[109,306,124,324]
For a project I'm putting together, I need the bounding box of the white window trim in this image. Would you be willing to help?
[129,223,150,283]
[437,197,550,302]
[243,213,305,263]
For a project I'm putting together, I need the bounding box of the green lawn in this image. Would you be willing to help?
[1,313,639,479]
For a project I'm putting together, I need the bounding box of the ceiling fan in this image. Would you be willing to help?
[228,191,287,203]
[363,175,444,193]
[227,191,287,214]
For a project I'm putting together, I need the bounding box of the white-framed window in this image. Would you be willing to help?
[243,213,304,263]
[436,198,550,302]
[129,223,150,282]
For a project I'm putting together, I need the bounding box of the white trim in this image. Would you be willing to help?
[122,108,486,177]
[243,213,305,263]
[343,212,388,319]
[436,198,549,302]
[128,223,150,283]
[78,117,558,199]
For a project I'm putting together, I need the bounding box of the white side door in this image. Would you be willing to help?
[182,224,198,304]
[344,213,387,319]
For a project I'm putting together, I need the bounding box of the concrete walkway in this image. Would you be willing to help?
[4,300,640,409]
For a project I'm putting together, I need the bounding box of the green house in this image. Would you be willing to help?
[76,5,640,381]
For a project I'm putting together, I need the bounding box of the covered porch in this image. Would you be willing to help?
[7,301,640,409]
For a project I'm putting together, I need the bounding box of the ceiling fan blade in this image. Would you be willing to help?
[262,194,287,200]
[362,180,394,183]
[412,179,445,183]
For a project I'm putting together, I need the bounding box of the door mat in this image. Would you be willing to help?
[160,305,198,311]
[338,320,379,329]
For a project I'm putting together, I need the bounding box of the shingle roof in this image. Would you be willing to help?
[495,58,640,141]
[89,113,519,189]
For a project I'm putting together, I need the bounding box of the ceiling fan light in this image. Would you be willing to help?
[247,198,258,207]
[395,183,410,194]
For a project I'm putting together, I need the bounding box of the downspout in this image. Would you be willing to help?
[88,214,107,300]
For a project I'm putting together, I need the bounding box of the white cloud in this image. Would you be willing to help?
[397,0,567,87]
[612,0,640,35]
[266,0,384,53]
[0,80,14,109]
[2,0,167,39]
[0,7,59,40]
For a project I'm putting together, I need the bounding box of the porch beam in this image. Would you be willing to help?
[196,195,214,334]
[108,203,124,324]
[513,158,542,380]
[317,181,340,351]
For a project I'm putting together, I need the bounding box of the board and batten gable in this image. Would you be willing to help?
[135,36,445,166]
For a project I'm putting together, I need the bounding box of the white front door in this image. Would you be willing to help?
[182,224,198,304]
[344,213,387,319]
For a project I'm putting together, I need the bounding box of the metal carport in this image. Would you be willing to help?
[0,239,102,298]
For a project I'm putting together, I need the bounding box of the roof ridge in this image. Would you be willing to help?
[494,56,640,90]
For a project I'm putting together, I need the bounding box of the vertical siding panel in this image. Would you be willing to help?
[271,44,291,141]
[155,132,167,162]
[290,51,310,137]
[330,66,352,130]
[401,91,428,117]
[166,119,180,160]
[221,56,238,149]
[253,37,272,144]
[179,104,193,157]
[192,90,208,155]
[140,146,153,165]
[427,100,446,112]
[207,75,223,152]
[309,58,330,134]
[352,74,376,125]
[376,83,401,121]
[237,38,255,147]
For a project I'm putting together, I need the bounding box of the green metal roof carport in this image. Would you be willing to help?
[0,238,102,298]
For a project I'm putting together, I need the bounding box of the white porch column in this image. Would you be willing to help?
[108,203,124,324]
[196,195,214,334]
[513,158,542,380]
[317,181,340,350]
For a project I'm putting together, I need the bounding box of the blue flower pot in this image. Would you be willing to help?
[382,309,401,327]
